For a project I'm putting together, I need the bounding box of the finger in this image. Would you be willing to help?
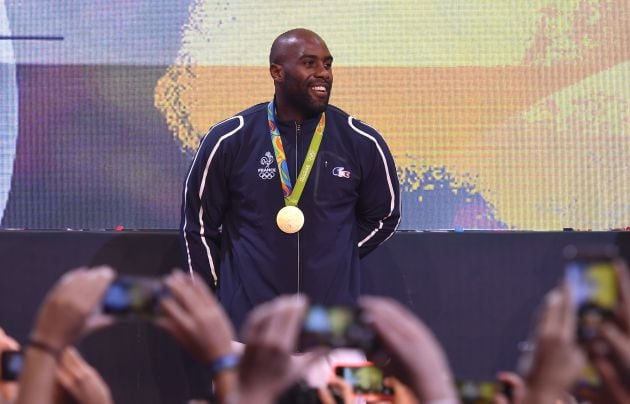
[59,347,81,368]
[82,314,114,336]
[154,316,177,334]
[537,289,563,338]
[56,364,74,390]
[254,298,293,347]
[495,371,526,403]
[158,296,195,334]
[600,323,630,362]
[615,261,630,332]
[327,374,354,398]
[361,296,419,328]
[592,356,630,404]
[163,271,202,313]
[361,297,428,356]
[57,267,89,286]
[361,296,426,342]
[260,295,307,350]
[188,270,217,301]
[559,283,576,341]
[0,332,20,351]
[241,296,286,343]
[72,266,116,310]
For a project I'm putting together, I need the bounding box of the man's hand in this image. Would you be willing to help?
[30,266,115,352]
[56,347,113,404]
[157,270,235,364]
[522,285,585,404]
[229,295,324,404]
[359,296,457,403]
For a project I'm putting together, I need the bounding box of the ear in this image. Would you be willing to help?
[270,63,283,82]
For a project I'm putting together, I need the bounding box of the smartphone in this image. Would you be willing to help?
[0,350,23,381]
[564,244,619,341]
[297,305,377,353]
[334,363,393,399]
[456,380,511,404]
[101,275,168,317]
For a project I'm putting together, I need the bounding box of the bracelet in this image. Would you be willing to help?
[208,353,239,378]
[27,338,62,360]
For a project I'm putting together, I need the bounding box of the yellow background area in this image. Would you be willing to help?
[155,0,630,230]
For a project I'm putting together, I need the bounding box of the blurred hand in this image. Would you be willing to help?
[325,374,355,404]
[492,371,526,404]
[230,295,323,404]
[157,270,235,364]
[17,267,114,404]
[591,260,630,403]
[359,296,457,403]
[30,266,115,352]
[0,327,20,403]
[384,376,419,404]
[56,347,112,404]
[522,285,585,404]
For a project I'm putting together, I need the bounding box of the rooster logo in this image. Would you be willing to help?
[258,151,276,179]
[260,151,274,169]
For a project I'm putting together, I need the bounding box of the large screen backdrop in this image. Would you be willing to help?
[1,1,628,230]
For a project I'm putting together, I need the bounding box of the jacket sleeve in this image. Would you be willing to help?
[180,119,236,289]
[353,119,401,258]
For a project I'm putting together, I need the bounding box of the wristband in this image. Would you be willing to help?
[27,338,62,360]
[208,353,239,378]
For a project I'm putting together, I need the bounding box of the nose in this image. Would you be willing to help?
[314,61,331,80]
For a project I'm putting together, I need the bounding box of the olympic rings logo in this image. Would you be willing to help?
[258,169,276,180]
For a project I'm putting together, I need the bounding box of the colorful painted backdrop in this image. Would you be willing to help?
[1,1,628,230]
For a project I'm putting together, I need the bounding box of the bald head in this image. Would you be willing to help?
[269,28,328,65]
[268,28,333,122]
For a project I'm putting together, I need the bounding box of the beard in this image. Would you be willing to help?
[283,78,332,118]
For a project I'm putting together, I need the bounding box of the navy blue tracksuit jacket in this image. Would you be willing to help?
[181,102,401,330]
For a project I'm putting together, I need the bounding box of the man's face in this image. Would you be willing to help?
[277,35,333,117]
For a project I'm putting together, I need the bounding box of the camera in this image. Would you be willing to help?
[334,362,393,398]
[564,244,619,341]
[101,275,168,318]
[297,305,377,353]
[1,350,23,381]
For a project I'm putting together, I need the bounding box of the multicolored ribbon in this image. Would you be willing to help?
[267,101,325,206]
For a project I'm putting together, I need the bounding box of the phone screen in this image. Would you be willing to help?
[101,275,166,317]
[564,245,619,393]
[565,254,618,341]
[335,363,392,397]
[1,350,23,381]
[456,380,504,404]
[298,305,376,352]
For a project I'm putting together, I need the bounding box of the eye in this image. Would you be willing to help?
[304,60,315,67]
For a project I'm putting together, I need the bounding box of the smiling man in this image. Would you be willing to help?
[181,28,400,330]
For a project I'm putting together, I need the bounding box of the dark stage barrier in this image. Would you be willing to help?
[1,230,629,403]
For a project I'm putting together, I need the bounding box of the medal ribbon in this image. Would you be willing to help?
[267,101,325,206]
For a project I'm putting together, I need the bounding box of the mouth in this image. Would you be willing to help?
[310,84,329,99]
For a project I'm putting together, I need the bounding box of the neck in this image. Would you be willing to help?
[274,94,306,123]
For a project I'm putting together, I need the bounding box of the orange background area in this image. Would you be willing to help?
[157,63,608,165]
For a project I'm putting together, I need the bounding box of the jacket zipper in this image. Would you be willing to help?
[295,122,301,295]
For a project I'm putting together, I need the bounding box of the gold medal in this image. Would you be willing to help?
[276,206,304,233]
